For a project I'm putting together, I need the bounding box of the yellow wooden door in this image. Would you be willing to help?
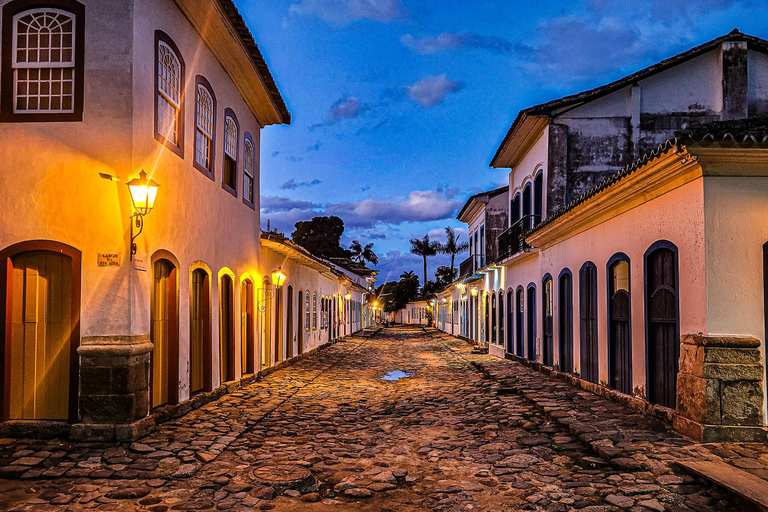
[190,269,205,394]
[9,251,71,420]
[152,260,172,408]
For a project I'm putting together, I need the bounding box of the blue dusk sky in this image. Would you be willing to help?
[236,0,768,284]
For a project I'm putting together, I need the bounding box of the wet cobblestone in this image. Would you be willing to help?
[0,327,751,511]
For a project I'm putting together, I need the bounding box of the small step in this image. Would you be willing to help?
[677,459,768,511]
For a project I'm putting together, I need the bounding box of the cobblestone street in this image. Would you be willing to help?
[0,327,751,511]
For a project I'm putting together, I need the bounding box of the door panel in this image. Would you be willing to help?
[10,251,71,420]
[152,260,173,408]
[647,248,678,408]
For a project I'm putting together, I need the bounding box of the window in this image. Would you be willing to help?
[312,293,317,330]
[1,1,85,121]
[480,226,485,266]
[194,79,215,176]
[534,172,544,226]
[223,111,238,195]
[305,292,310,332]
[608,256,631,394]
[243,135,255,207]
[523,183,532,229]
[155,32,184,154]
[511,194,521,224]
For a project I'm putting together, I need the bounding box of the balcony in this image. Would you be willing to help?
[497,215,533,261]
[459,254,485,278]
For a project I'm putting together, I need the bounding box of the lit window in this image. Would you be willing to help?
[157,41,181,145]
[194,84,214,171]
[312,293,317,330]
[244,138,255,204]
[305,293,311,332]
[12,9,75,113]
[223,115,238,192]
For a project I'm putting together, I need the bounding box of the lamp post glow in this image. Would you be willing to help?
[127,170,160,260]
[344,293,352,301]
[471,287,478,297]
[272,268,287,287]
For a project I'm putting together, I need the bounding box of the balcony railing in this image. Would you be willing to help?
[459,254,485,278]
[497,215,533,261]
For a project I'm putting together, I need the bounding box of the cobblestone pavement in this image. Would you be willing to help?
[0,327,753,511]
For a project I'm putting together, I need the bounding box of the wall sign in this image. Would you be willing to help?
[97,253,121,267]
[133,254,148,272]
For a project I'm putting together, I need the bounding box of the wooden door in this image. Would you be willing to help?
[261,282,271,369]
[9,251,71,420]
[558,273,574,373]
[646,249,678,408]
[526,286,536,361]
[297,291,303,354]
[486,294,491,343]
[241,280,254,374]
[498,292,503,347]
[506,291,513,353]
[579,264,599,384]
[220,275,234,382]
[516,289,524,355]
[543,279,553,367]
[152,259,178,408]
[609,261,632,394]
[286,286,293,358]
[274,287,282,363]
[190,269,211,393]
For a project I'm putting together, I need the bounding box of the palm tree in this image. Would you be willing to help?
[349,240,363,261]
[410,234,439,286]
[438,227,469,271]
[361,243,378,266]
[400,270,417,281]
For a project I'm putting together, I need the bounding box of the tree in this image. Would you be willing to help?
[434,265,458,289]
[350,240,379,266]
[292,216,351,259]
[349,240,363,261]
[381,272,419,312]
[409,234,439,286]
[438,227,469,271]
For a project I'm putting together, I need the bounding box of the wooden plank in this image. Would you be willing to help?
[678,460,768,511]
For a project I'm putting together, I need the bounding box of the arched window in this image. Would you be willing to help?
[526,284,537,361]
[511,194,521,225]
[305,291,311,332]
[194,79,215,175]
[542,275,553,366]
[243,135,255,207]
[523,183,532,229]
[312,293,317,330]
[558,269,574,373]
[2,1,85,121]
[579,262,599,384]
[223,112,238,195]
[645,242,679,408]
[533,171,544,226]
[155,32,184,153]
[608,255,632,394]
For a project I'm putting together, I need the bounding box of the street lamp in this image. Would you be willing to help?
[272,267,286,287]
[471,287,478,297]
[344,293,352,301]
[127,170,160,260]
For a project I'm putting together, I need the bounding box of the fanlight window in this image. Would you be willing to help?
[12,9,75,113]
[194,85,214,170]
[244,138,255,204]
[157,41,181,145]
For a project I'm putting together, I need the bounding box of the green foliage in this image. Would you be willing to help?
[409,234,440,286]
[434,265,458,289]
[291,216,351,259]
[350,240,378,266]
[438,227,469,270]
[381,272,419,312]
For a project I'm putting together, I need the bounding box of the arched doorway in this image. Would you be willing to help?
[241,279,255,375]
[542,276,554,366]
[526,284,537,361]
[498,291,504,348]
[152,258,179,407]
[297,290,304,354]
[286,285,294,359]
[486,293,491,344]
[190,268,212,393]
[516,288,524,355]
[1,241,81,421]
[646,243,679,408]
[220,274,235,383]
[261,279,272,369]
[558,270,574,373]
[274,285,283,363]
[506,290,513,353]
[608,256,632,394]
[579,262,599,384]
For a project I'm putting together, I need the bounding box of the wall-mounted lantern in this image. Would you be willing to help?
[344,293,352,301]
[470,287,478,297]
[272,267,287,287]
[127,170,160,260]
[442,298,447,303]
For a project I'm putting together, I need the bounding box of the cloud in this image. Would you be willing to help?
[281,178,322,190]
[325,190,463,228]
[356,117,389,135]
[306,141,322,152]
[401,32,516,55]
[406,75,463,107]
[375,250,453,283]
[261,195,322,214]
[311,96,368,130]
[289,0,404,25]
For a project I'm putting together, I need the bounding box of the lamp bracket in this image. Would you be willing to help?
[130,212,144,261]
[257,287,275,313]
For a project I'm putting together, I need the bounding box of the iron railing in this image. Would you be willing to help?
[497,215,533,261]
[459,254,485,278]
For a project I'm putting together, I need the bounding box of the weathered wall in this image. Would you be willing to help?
[509,127,548,223]
[485,191,509,263]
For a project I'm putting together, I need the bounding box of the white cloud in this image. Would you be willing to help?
[289,0,404,25]
[401,32,516,55]
[406,74,463,107]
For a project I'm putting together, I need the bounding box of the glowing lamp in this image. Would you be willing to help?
[272,268,287,287]
[373,301,379,307]
[442,298,447,303]
[127,170,160,216]
[471,287,478,297]
[344,293,352,301]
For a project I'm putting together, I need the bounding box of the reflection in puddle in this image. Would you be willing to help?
[382,370,412,381]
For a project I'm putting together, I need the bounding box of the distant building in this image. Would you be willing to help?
[438,30,768,442]
[0,0,374,441]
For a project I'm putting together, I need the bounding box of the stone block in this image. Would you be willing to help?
[721,380,765,426]
[79,366,114,395]
[134,390,150,421]
[70,423,115,442]
[114,416,155,442]
[676,373,720,424]
[678,344,704,375]
[703,363,763,381]
[80,394,137,424]
[704,347,761,365]
[700,425,768,443]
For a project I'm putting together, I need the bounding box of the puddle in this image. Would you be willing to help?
[382,370,412,381]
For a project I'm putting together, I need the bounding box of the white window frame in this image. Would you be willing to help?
[157,40,181,145]
[195,84,214,170]
[243,138,255,204]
